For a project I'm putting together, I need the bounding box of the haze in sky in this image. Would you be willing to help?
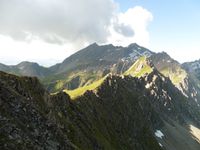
[0,0,199,66]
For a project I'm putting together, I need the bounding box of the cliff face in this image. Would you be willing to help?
[0,70,200,150]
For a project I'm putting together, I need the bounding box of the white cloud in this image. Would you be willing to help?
[107,6,153,47]
[0,35,75,66]
[0,0,154,66]
[0,0,115,45]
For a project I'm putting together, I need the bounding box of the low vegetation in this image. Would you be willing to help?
[124,56,153,77]
[64,75,107,99]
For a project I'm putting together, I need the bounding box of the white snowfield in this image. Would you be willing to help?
[155,130,164,139]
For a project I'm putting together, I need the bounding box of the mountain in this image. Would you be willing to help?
[1,43,200,105]
[183,59,200,80]
[1,59,200,150]
[43,43,154,92]
[0,43,154,92]
[1,43,200,149]
[0,61,51,78]
[149,52,200,106]
[149,52,187,87]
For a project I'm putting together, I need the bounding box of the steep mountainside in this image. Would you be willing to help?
[149,52,200,106]
[1,58,200,150]
[43,43,154,92]
[50,43,153,74]
[0,43,200,107]
[0,71,162,150]
[0,62,51,78]
[0,43,154,92]
[149,52,187,87]
[183,59,200,80]
[0,71,74,149]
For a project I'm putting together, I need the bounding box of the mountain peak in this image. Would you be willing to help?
[17,61,40,67]
[87,42,99,48]
[128,43,138,47]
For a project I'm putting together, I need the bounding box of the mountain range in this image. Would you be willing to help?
[0,43,200,150]
[0,43,154,92]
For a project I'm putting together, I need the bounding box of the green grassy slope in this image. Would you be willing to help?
[149,52,187,86]
[42,70,105,92]
[64,57,153,99]
[124,56,153,77]
[64,75,106,99]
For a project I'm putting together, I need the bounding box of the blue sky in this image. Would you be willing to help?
[116,0,200,62]
[0,0,199,66]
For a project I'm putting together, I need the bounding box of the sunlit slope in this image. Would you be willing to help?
[124,56,153,77]
[43,70,104,92]
[43,43,154,92]
[64,75,107,99]
[150,52,187,86]
[1,67,200,150]
[64,57,154,99]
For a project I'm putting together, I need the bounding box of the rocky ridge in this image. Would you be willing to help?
[1,62,200,149]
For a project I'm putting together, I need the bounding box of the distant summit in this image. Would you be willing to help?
[0,61,51,78]
[183,59,200,80]
[0,43,200,99]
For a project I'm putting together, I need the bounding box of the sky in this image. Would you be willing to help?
[0,0,199,66]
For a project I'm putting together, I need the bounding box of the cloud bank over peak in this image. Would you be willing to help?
[0,0,152,47]
[0,0,115,46]
[0,0,153,66]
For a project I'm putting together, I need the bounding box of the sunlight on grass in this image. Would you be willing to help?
[124,56,153,77]
[64,57,153,99]
[64,76,106,99]
[190,124,200,143]
[160,67,187,85]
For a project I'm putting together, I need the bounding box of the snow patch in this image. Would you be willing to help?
[108,80,112,86]
[159,143,163,147]
[168,96,172,100]
[19,66,25,70]
[129,52,137,58]
[167,60,171,63]
[155,130,164,139]
[142,51,152,57]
